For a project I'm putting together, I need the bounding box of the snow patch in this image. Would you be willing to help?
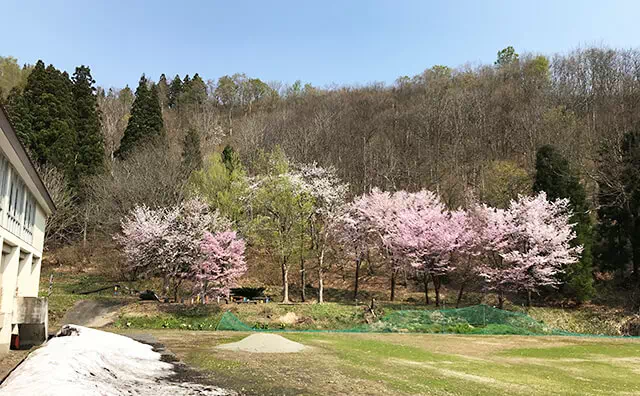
[0,325,232,395]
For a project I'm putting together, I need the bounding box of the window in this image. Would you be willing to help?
[23,193,35,241]
[8,174,23,218]
[0,154,8,206]
[0,154,36,242]
[7,169,25,235]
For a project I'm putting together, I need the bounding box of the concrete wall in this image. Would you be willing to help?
[0,231,46,353]
[32,205,46,256]
[0,116,50,353]
[0,242,18,353]
[12,297,47,347]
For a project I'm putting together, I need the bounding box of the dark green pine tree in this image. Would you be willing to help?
[117,75,164,158]
[167,74,182,108]
[221,145,240,174]
[72,65,103,178]
[148,84,164,133]
[595,130,640,285]
[619,130,640,282]
[7,60,77,177]
[181,127,202,173]
[120,85,134,104]
[181,73,207,106]
[533,145,595,302]
[157,73,169,108]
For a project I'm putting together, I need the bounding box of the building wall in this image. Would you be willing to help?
[0,124,49,353]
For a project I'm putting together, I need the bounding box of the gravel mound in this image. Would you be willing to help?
[216,333,306,353]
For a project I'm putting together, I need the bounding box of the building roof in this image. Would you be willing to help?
[0,106,56,214]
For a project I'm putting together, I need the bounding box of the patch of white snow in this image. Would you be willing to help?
[0,325,232,396]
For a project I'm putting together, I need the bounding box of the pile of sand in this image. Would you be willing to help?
[216,333,306,353]
[278,312,299,325]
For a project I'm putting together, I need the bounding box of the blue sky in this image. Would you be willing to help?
[4,0,640,89]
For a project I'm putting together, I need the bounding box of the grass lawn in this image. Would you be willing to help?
[123,329,640,396]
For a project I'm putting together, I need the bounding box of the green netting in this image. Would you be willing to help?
[369,305,558,335]
[216,311,256,331]
[215,304,600,336]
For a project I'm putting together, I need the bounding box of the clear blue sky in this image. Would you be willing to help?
[4,0,640,89]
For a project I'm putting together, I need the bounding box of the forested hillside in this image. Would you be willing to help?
[3,46,640,309]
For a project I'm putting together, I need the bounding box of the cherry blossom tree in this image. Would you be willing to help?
[193,230,247,298]
[343,188,401,300]
[503,192,582,305]
[469,204,514,308]
[296,163,349,303]
[115,204,173,280]
[116,197,234,300]
[474,192,582,307]
[333,198,373,301]
[388,191,471,306]
[161,199,222,299]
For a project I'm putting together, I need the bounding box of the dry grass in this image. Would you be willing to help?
[117,329,640,396]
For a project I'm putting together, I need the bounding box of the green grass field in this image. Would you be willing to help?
[39,269,640,395]
[127,330,640,396]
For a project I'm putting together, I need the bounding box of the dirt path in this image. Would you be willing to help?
[61,300,123,328]
[0,350,29,384]
[126,333,235,394]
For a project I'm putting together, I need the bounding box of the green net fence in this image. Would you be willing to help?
[216,304,588,336]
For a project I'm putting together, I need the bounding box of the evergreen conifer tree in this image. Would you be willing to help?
[534,145,595,301]
[221,145,240,174]
[117,75,164,158]
[181,73,207,106]
[167,74,182,108]
[595,130,640,284]
[7,60,77,177]
[72,65,103,178]
[157,73,169,108]
[181,128,203,173]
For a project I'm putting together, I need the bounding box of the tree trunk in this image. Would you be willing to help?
[390,267,398,302]
[498,292,504,309]
[162,275,170,297]
[318,247,325,304]
[173,279,182,303]
[432,274,440,307]
[423,270,430,305]
[282,260,289,303]
[353,255,361,301]
[300,226,306,302]
[83,206,88,249]
[456,282,465,308]
[633,236,640,285]
[318,267,324,304]
[203,280,209,304]
[527,290,532,307]
[300,259,306,303]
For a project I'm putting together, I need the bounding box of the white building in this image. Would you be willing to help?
[0,107,54,353]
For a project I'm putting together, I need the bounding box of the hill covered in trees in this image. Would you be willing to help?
[3,46,640,309]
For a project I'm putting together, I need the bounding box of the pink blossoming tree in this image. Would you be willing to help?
[342,188,402,300]
[116,198,246,300]
[388,191,472,306]
[194,230,247,298]
[474,192,582,307]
